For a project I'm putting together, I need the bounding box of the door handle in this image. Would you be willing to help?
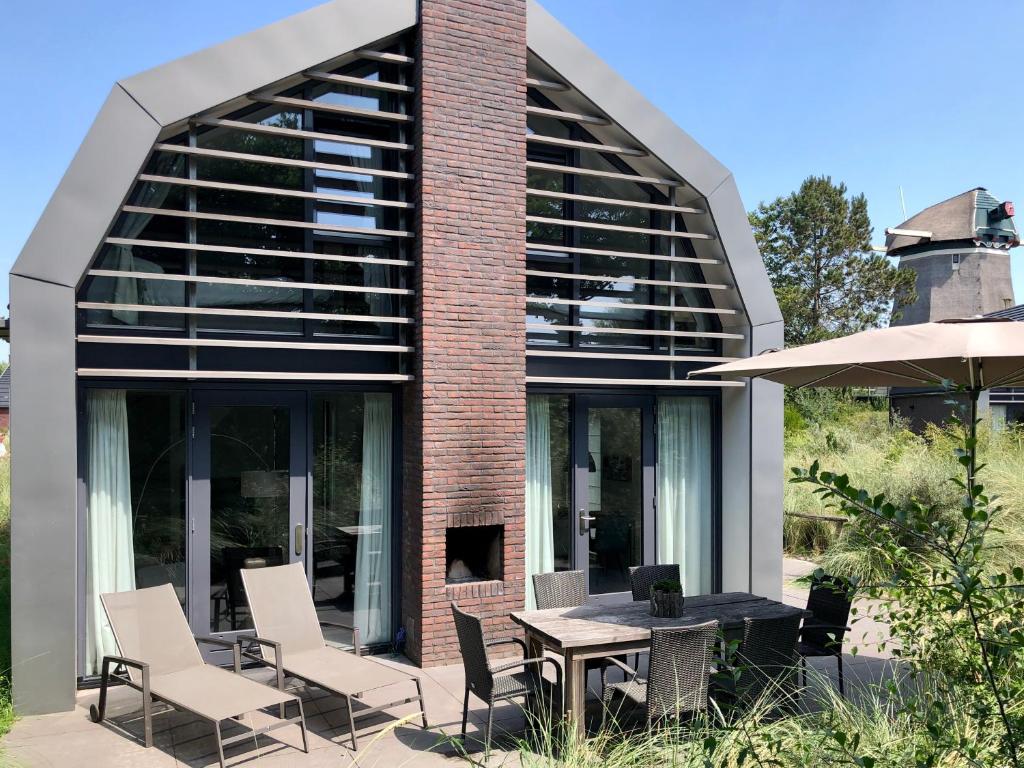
[295,524,304,556]
[578,509,596,535]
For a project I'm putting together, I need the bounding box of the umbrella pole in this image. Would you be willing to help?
[968,388,979,498]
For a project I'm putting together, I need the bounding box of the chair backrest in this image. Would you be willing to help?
[451,603,494,700]
[101,583,203,681]
[239,562,325,662]
[222,545,285,611]
[735,611,802,703]
[532,570,587,610]
[804,572,854,649]
[645,620,718,719]
[629,564,680,601]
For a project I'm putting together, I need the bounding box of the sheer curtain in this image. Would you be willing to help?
[354,393,392,645]
[86,390,135,675]
[525,395,555,609]
[656,398,711,595]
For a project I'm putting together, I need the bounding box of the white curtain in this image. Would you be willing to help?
[354,393,392,645]
[657,397,711,595]
[525,395,555,609]
[86,390,135,675]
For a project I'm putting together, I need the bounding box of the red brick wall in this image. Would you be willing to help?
[402,0,527,665]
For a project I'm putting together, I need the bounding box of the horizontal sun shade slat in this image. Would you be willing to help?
[526,77,569,91]
[191,117,413,152]
[121,205,414,239]
[525,269,729,290]
[527,161,681,187]
[104,238,413,268]
[354,49,414,65]
[525,376,745,388]
[527,242,720,265]
[78,369,415,381]
[527,323,744,340]
[77,335,413,352]
[527,215,713,240]
[77,302,413,325]
[138,175,414,209]
[86,270,415,296]
[303,70,415,93]
[250,94,413,123]
[154,144,414,180]
[526,297,736,315]
[527,188,704,215]
[526,350,738,363]
[527,133,646,157]
[526,105,608,125]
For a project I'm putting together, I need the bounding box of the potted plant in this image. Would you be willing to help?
[649,578,685,618]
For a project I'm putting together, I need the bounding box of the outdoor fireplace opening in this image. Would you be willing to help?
[446,525,503,584]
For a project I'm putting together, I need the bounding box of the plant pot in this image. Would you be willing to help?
[650,589,684,618]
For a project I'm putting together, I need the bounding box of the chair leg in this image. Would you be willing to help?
[296,698,309,754]
[836,654,845,697]
[460,688,470,741]
[142,684,153,749]
[346,694,359,751]
[89,659,112,724]
[213,721,226,768]
[799,655,806,688]
[485,702,494,756]
[415,678,428,729]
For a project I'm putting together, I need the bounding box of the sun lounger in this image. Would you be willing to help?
[91,583,308,767]
[240,562,428,749]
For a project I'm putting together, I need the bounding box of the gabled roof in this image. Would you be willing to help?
[12,0,780,330]
[886,187,1019,254]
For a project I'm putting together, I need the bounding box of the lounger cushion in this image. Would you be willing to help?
[150,665,295,722]
[280,647,413,696]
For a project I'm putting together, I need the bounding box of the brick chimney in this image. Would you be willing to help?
[402,0,528,664]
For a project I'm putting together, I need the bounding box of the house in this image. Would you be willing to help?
[885,188,1018,430]
[8,0,783,715]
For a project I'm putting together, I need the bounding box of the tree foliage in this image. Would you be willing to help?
[751,176,916,347]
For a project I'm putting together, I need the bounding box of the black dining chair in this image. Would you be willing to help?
[451,603,562,753]
[798,572,854,695]
[532,570,587,610]
[532,570,625,696]
[629,564,681,601]
[713,611,802,713]
[601,621,719,726]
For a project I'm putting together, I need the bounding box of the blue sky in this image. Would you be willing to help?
[2,0,1023,363]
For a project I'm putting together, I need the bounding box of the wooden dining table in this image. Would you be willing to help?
[510,591,807,736]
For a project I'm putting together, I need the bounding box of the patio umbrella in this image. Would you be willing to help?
[689,317,1024,492]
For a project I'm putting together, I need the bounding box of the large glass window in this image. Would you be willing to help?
[85,389,187,675]
[312,392,394,646]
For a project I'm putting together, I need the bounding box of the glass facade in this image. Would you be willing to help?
[76,52,414,374]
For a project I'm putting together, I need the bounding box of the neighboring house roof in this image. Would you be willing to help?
[985,303,1024,322]
[0,368,11,410]
[886,187,1019,254]
[10,0,780,332]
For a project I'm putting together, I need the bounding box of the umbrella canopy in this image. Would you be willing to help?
[689,318,1024,390]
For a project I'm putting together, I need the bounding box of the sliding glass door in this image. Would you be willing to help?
[191,391,307,640]
[525,392,714,603]
[574,396,654,595]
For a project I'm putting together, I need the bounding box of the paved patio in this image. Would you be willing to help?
[3,559,897,767]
